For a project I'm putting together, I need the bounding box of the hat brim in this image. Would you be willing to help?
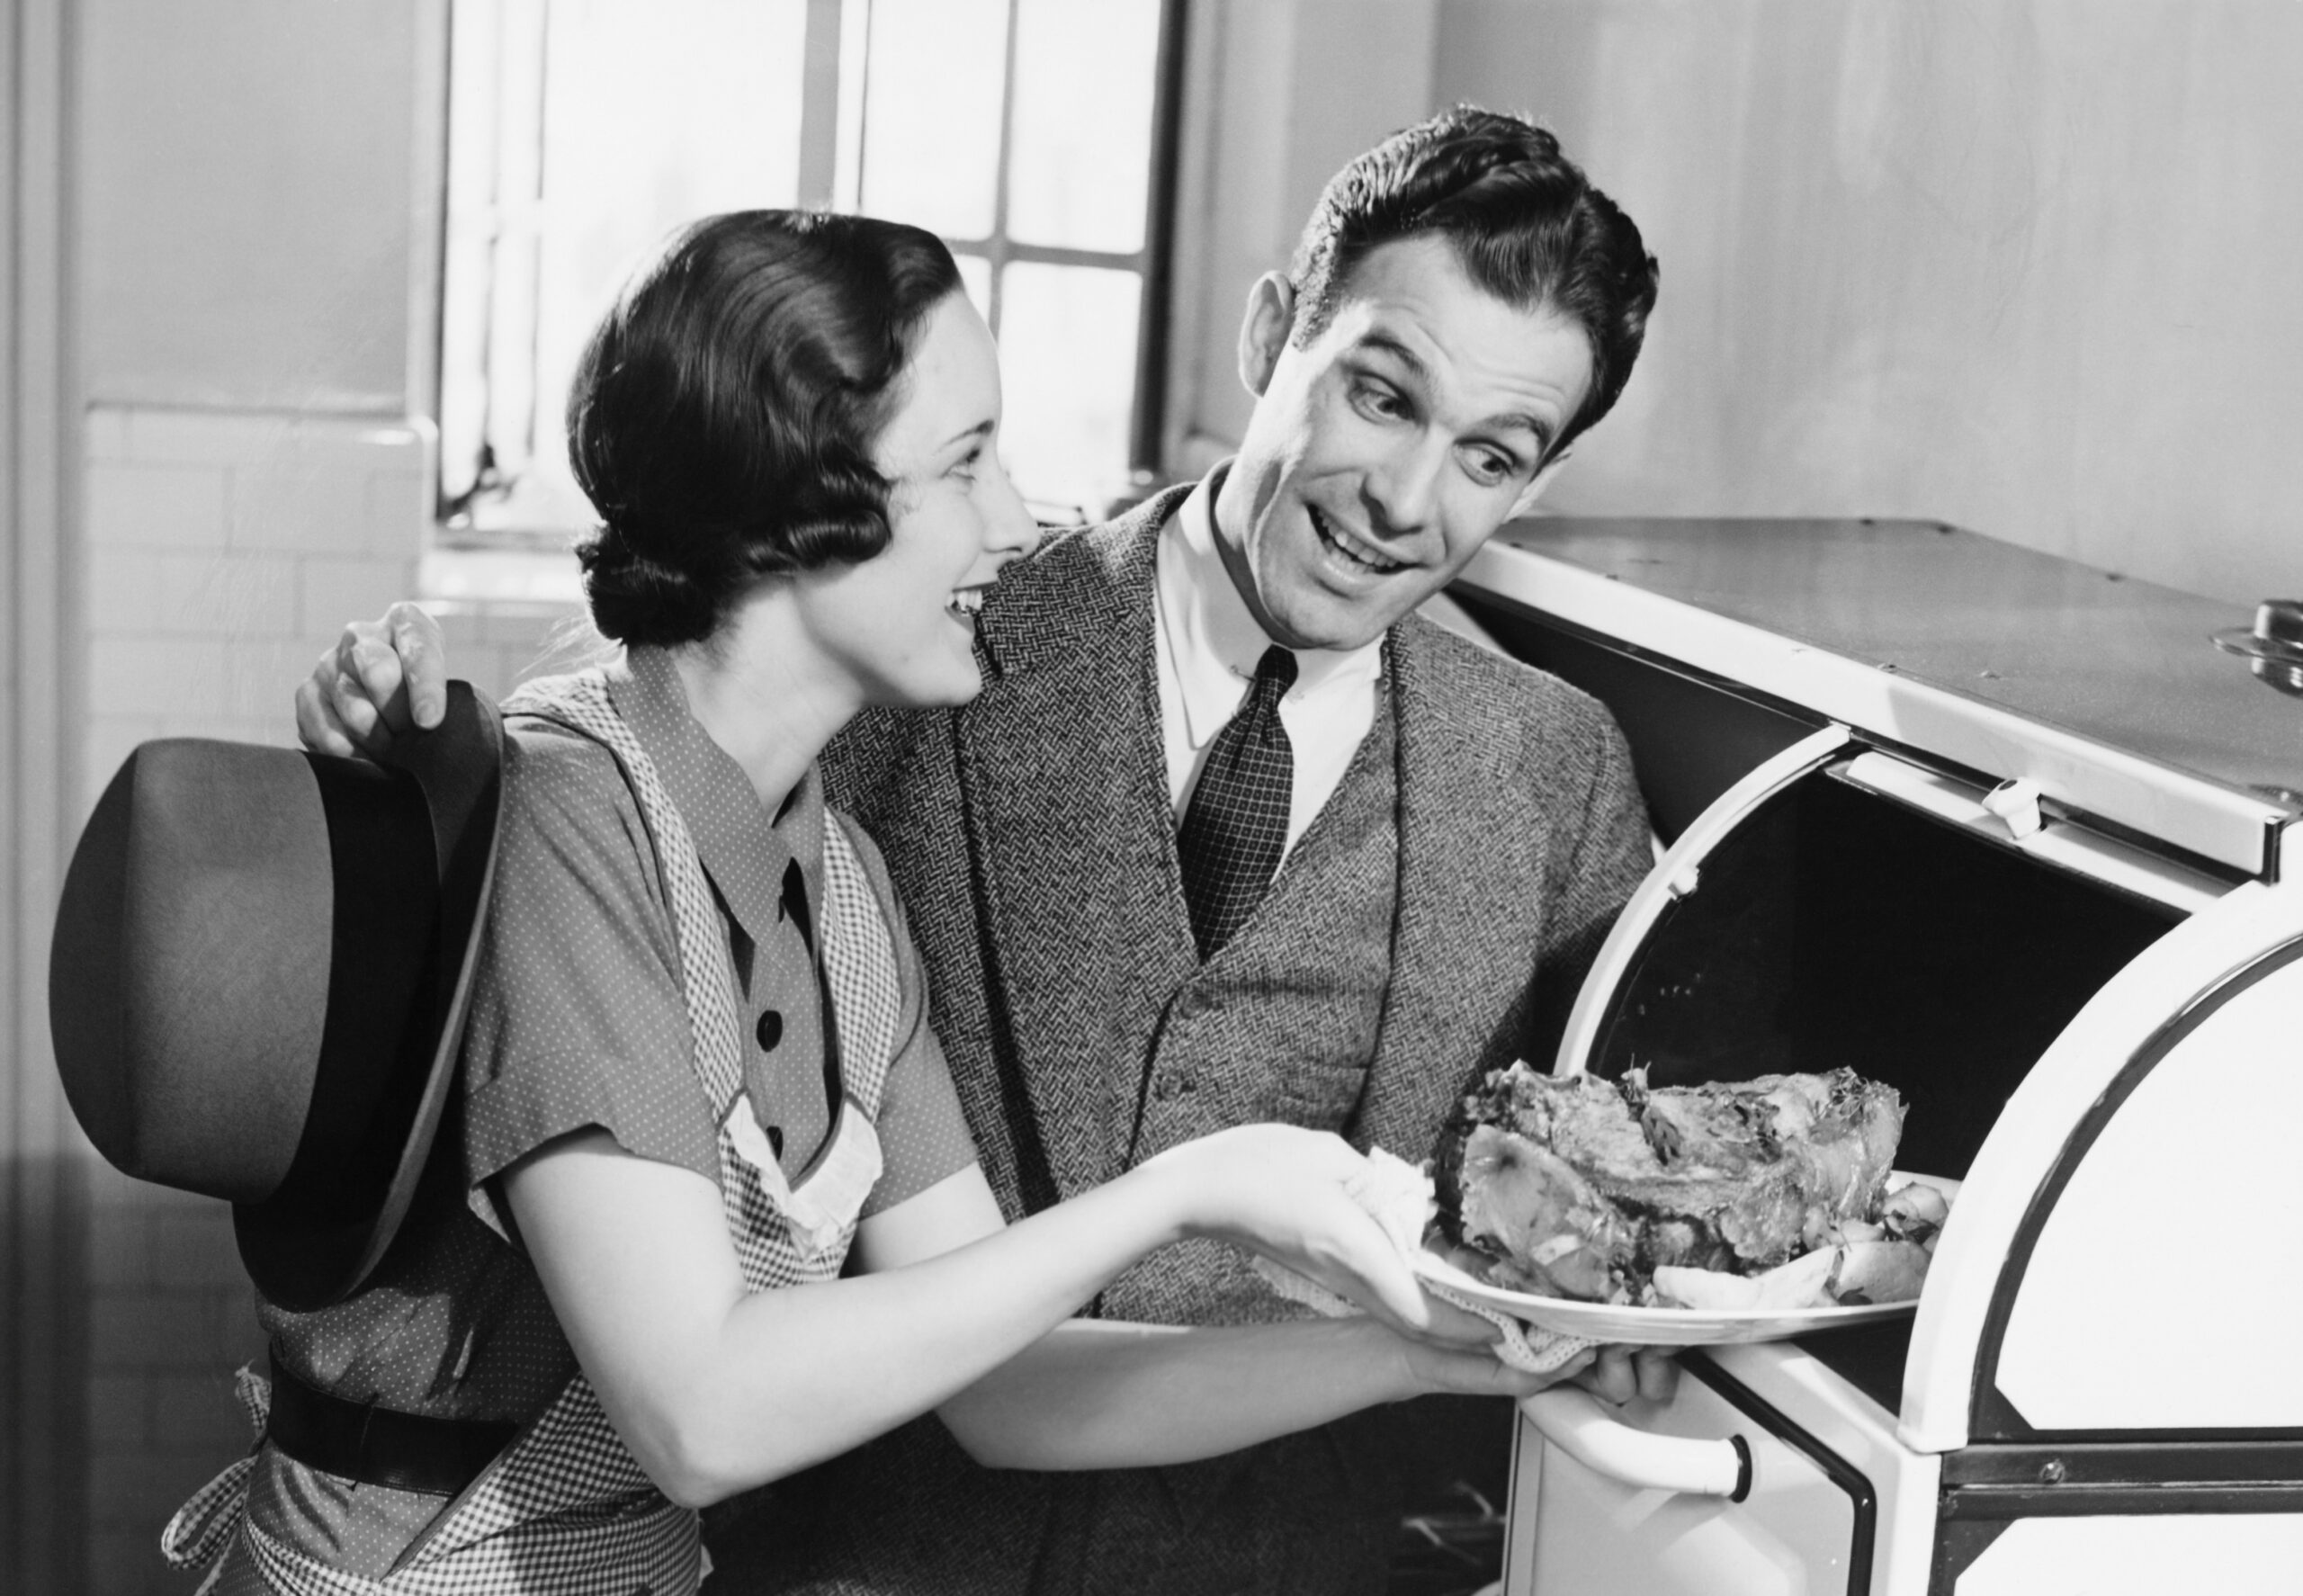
[235,682,505,1310]
[2213,628,2303,667]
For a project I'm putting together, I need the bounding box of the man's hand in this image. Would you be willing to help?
[294,602,450,759]
[1574,1344,1679,1406]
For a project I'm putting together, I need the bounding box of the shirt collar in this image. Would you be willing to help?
[1156,464,1386,748]
[607,647,825,950]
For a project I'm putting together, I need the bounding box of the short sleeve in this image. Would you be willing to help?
[460,722,722,1197]
[838,820,979,1217]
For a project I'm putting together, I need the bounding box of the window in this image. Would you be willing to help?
[438,0,1181,544]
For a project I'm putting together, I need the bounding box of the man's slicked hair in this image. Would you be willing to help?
[1286,105,1659,454]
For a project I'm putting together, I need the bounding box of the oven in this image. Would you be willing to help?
[1445,517,2303,1595]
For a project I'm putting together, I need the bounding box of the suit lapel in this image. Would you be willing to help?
[955,493,1197,1199]
[1358,618,1554,1157]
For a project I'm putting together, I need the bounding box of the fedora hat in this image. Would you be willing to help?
[50,683,503,1311]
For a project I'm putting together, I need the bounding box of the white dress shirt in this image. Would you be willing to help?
[1153,469,1385,863]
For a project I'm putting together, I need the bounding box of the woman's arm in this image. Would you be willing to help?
[504,1120,1465,1509]
[856,1163,1571,1472]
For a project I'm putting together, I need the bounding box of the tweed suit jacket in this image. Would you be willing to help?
[712,484,1653,1594]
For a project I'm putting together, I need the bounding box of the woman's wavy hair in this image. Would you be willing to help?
[569,210,963,647]
[1286,105,1659,457]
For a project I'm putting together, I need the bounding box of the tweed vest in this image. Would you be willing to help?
[1097,675,1400,1328]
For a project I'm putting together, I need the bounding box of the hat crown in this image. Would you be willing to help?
[50,684,503,1311]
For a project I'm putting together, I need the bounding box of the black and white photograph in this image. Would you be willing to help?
[4,3,2300,1592]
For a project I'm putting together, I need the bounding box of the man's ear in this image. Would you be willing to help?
[1236,273,1295,399]
[1507,450,1573,520]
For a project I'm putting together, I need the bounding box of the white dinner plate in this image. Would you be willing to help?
[1412,1172,1960,1347]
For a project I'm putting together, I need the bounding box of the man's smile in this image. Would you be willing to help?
[1307,505,1409,576]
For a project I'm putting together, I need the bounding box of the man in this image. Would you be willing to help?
[301,106,1665,1595]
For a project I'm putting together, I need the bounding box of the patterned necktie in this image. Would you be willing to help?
[1178,646,1298,960]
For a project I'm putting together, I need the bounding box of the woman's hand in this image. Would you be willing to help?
[294,601,449,758]
[1137,1125,1443,1340]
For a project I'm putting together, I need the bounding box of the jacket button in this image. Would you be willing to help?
[756,1010,784,1051]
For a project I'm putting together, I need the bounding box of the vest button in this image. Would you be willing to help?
[756,1010,784,1051]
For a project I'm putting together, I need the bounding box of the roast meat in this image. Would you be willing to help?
[1435,1063,1906,1303]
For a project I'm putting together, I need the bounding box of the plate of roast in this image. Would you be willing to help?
[1417,1062,1956,1346]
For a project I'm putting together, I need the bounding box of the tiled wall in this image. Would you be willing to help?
[81,407,431,807]
[73,405,563,1593]
[431,598,592,707]
[82,1164,267,1592]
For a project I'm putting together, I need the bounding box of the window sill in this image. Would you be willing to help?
[419,543,586,610]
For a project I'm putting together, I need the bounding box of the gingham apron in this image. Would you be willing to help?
[163,668,903,1596]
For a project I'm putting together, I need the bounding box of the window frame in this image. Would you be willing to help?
[429,0,1187,548]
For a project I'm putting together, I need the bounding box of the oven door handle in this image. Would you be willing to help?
[1519,1388,1753,1500]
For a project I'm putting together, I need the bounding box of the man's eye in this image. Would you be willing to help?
[1465,449,1513,486]
[1354,382,1407,420]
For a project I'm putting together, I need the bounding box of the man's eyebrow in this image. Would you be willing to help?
[1355,331,1431,388]
[1356,332,1554,454]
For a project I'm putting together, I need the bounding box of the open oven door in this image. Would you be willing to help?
[1502,1356,1884,1596]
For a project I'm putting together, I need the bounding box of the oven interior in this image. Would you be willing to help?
[1582,768,2181,1408]
[1454,588,2188,1412]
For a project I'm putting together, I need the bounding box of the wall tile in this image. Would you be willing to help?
[86,462,229,551]
[225,638,331,722]
[87,1375,148,1450]
[86,1529,166,1595]
[89,1450,225,1529]
[122,408,299,466]
[80,715,167,813]
[85,547,169,633]
[229,462,377,555]
[149,551,303,638]
[87,1206,150,1289]
[365,462,435,554]
[149,1206,245,1291]
[89,1290,228,1371]
[300,554,418,637]
[151,1371,254,1455]
[87,637,229,720]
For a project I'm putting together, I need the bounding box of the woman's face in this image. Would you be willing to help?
[787,291,1036,709]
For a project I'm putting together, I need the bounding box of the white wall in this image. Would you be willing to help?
[1165,0,1440,469]
[60,6,445,1587]
[1426,0,2303,607]
[1163,1,2303,611]
[72,0,444,810]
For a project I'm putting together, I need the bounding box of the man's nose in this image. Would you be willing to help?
[1362,435,1447,541]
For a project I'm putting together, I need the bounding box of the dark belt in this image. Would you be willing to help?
[264,1349,519,1497]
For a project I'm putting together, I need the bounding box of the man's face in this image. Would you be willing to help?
[1213,236,1595,651]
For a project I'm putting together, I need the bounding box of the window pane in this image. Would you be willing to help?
[444,0,809,533]
[997,262,1140,514]
[1007,0,1160,254]
[954,253,993,322]
[859,0,1008,241]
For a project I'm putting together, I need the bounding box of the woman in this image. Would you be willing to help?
[204,211,1557,1594]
